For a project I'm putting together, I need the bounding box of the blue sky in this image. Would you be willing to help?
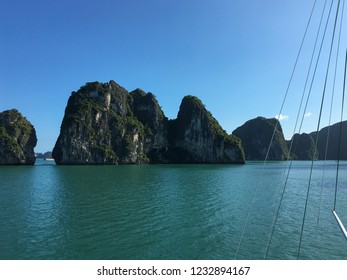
[1,0,346,152]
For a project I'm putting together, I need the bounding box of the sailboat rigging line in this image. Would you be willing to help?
[297,0,335,140]
[263,0,321,259]
[288,0,327,158]
[333,48,347,211]
[325,0,345,162]
[317,0,345,241]
[233,0,319,260]
[297,0,342,260]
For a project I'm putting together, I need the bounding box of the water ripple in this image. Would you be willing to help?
[0,161,347,259]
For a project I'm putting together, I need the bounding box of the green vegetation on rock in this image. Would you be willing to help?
[168,95,245,163]
[233,116,288,160]
[288,133,318,160]
[0,109,37,165]
[310,121,347,160]
[53,81,245,164]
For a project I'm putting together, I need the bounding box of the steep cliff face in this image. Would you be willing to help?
[287,133,318,160]
[53,81,245,164]
[53,81,150,164]
[0,109,37,165]
[127,88,169,162]
[310,120,347,160]
[232,117,288,160]
[168,96,245,163]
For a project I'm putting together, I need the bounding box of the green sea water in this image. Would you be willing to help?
[0,160,346,260]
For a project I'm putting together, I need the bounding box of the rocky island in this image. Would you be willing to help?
[0,109,37,165]
[310,121,347,160]
[289,121,347,160]
[232,116,289,160]
[287,133,318,160]
[53,81,245,164]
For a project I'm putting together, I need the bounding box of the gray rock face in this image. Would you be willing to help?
[53,81,151,164]
[167,96,245,163]
[287,133,318,160]
[128,88,169,162]
[53,81,245,164]
[232,116,288,160]
[310,121,347,160]
[0,109,37,165]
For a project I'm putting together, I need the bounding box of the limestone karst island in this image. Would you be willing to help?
[0,109,37,165]
[1,80,346,165]
[52,80,245,164]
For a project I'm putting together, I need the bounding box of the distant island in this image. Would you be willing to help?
[1,80,346,165]
[232,116,289,160]
[233,117,347,161]
[35,151,53,160]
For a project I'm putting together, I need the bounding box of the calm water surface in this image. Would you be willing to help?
[0,160,346,259]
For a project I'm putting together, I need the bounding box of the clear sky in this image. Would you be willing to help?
[1,0,346,153]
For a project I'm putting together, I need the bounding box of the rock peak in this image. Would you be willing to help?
[233,116,288,160]
[53,81,245,164]
[0,109,37,165]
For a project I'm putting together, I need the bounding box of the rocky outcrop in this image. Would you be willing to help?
[53,81,150,164]
[287,133,318,160]
[310,121,347,160]
[43,151,53,159]
[285,122,347,160]
[166,96,245,163]
[0,109,37,165]
[53,81,245,164]
[35,152,44,159]
[232,117,288,160]
[127,88,169,162]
